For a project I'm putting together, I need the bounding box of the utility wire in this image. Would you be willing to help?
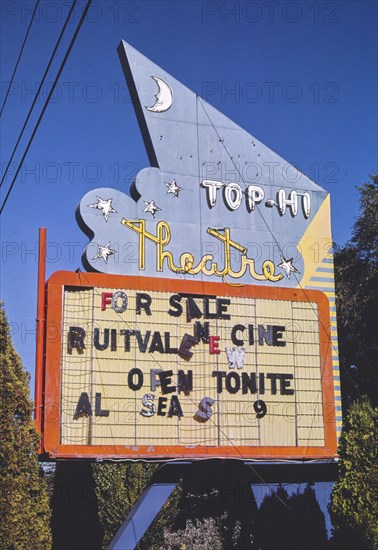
[0,0,78,191]
[0,0,92,216]
[0,0,41,118]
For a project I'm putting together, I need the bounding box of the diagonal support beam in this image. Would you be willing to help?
[108,482,177,550]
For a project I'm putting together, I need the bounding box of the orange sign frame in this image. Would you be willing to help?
[40,270,337,460]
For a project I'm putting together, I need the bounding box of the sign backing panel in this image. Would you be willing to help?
[74,41,342,438]
[43,271,336,459]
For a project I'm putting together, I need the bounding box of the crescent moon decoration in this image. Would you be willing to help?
[146,76,173,113]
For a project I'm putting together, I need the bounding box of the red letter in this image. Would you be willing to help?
[209,335,220,354]
[101,292,113,310]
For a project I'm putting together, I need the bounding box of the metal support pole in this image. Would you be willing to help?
[108,482,177,550]
[35,227,47,452]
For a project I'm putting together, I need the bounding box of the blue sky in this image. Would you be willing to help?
[1,0,376,536]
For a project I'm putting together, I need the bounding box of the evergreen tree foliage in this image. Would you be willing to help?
[0,303,51,548]
[92,462,132,548]
[329,398,378,549]
[257,484,328,549]
[334,175,378,408]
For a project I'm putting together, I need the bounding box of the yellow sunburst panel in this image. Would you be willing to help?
[297,194,333,289]
[297,194,343,437]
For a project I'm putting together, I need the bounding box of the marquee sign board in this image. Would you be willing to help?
[38,42,342,459]
[42,271,336,459]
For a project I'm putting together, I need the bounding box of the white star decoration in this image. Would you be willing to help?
[277,256,300,279]
[88,196,117,222]
[93,242,116,263]
[166,179,182,197]
[144,200,161,218]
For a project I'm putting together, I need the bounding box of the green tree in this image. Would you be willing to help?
[0,303,51,548]
[92,462,132,548]
[329,398,378,549]
[334,174,378,408]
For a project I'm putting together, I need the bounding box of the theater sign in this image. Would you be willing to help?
[40,42,341,459]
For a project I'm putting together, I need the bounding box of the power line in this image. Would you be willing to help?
[0,0,92,216]
[0,0,41,119]
[0,0,78,191]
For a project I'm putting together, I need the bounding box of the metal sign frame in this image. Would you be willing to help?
[40,270,337,460]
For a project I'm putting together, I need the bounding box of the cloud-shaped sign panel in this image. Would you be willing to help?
[77,42,329,287]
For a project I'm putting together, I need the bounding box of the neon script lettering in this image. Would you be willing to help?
[121,219,283,283]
